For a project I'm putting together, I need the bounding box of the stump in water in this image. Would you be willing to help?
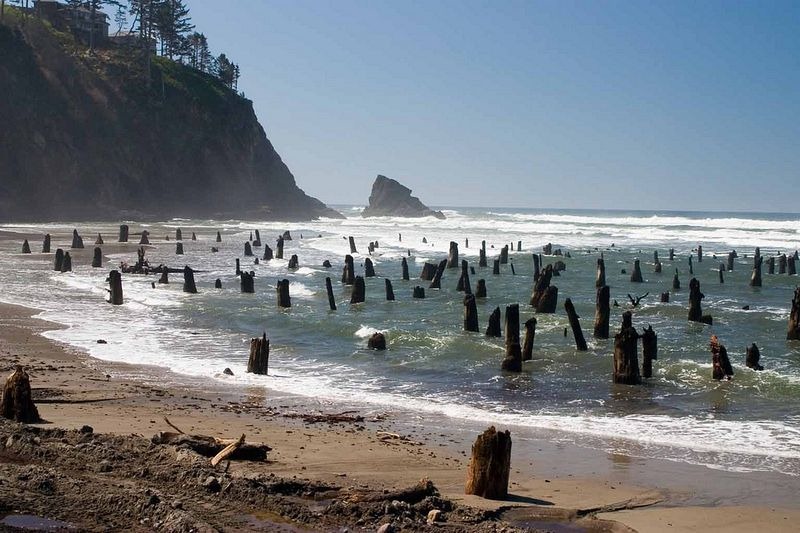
[464,294,479,332]
[276,236,285,260]
[216,231,222,243]
[789,256,797,276]
[244,242,253,257]
[21,240,31,254]
[252,230,261,247]
[420,262,438,281]
[479,241,487,268]
[247,333,270,375]
[630,259,643,282]
[108,270,123,305]
[727,252,735,272]
[447,241,459,268]
[385,279,395,301]
[641,325,657,378]
[788,287,800,340]
[533,254,541,282]
[53,249,64,271]
[325,277,337,310]
[592,256,605,288]
[543,243,553,255]
[288,255,299,270]
[522,317,537,361]
[139,231,150,245]
[119,225,129,243]
[92,247,102,268]
[430,260,447,289]
[779,254,787,274]
[688,255,694,275]
[464,426,511,500]
[0,366,41,423]
[500,245,509,265]
[368,332,386,350]
[61,252,72,272]
[176,243,184,255]
[413,286,425,299]
[240,271,255,293]
[501,304,522,371]
[564,298,587,351]
[750,255,763,287]
[342,255,355,285]
[42,234,51,253]
[322,260,332,268]
[401,257,410,280]
[660,292,670,303]
[594,285,610,339]
[530,264,553,308]
[746,343,764,371]
[176,228,183,241]
[710,335,734,380]
[71,229,84,249]
[348,236,357,254]
[282,230,292,241]
[719,264,725,284]
[486,307,502,337]
[276,279,291,308]
[214,278,222,289]
[351,276,366,304]
[754,247,761,267]
[518,241,522,251]
[476,279,487,298]
[159,269,169,284]
[457,260,471,294]
[697,245,703,263]
[669,248,675,261]
[264,245,273,261]
[613,311,641,385]
[492,259,500,275]
[364,258,375,277]
[537,286,558,313]
[672,269,681,290]
[767,256,775,274]
[688,278,712,324]
[235,258,242,276]
[183,266,198,294]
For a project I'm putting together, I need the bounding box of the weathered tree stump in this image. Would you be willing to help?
[176,228,183,241]
[501,305,522,371]
[247,333,269,375]
[688,278,711,324]
[727,252,735,272]
[94,233,104,245]
[530,264,553,308]
[42,234,51,253]
[263,245,273,261]
[543,243,553,255]
[476,279,487,298]
[788,287,800,340]
[240,271,255,293]
[465,426,511,500]
[517,241,522,251]
[276,236,285,259]
[464,294,479,332]
[564,298,587,351]
[252,230,261,247]
[139,231,150,245]
[254,258,260,265]
[214,278,222,289]
[183,266,198,294]
[176,243,184,255]
[479,241,487,267]
[697,245,703,263]
[672,269,681,290]
[351,276,366,304]
[522,317,536,361]
[216,231,222,243]
[689,255,694,275]
[447,241,459,268]
[486,307,502,337]
[0,366,41,423]
[159,269,169,284]
[401,257,410,280]
[430,260,447,289]
[536,286,558,313]
[348,236,357,254]
[613,311,641,384]
[235,258,242,276]
[325,277,337,310]
[118,225,129,243]
[53,248,64,271]
[61,252,72,272]
[413,286,425,299]
[457,260,471,293]
[282,230,292,241]
[288,255,299,270]
[385,279,395,301]
[322,259,332,268]
[108,270,123,304]
[750,256,763,287]
[719,264,725,284]
[492,259,500,275]
[244,242,253,257]
[767,256,775,274]
[630,259,643,282]
[420,262,437,281]
[594,285,610,339]
[779,254,787,274]
[660,292,670,303]
[710,335,734,380]
[92,247,102,268]
[500,245,509,264]
[746,343,764,371]
[21,239,31,254]
[368,332,386,350]
[276,279,291,308]
[753,247,761,267]
[531,253,540,282]
[641,325,657,378]
[71,229,84,249]
[789,256,796,276]
[510,262,516,276]
[364,258,375,277]
[669,248,675,261]
[342,255,355,285]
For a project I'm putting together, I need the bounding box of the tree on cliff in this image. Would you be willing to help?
[152,0,192,59]
[215,53,239,90]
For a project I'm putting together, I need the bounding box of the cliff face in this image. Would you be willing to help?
[0,14,341,222]
[362,175,445,219]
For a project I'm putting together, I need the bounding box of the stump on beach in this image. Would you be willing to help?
[492,259,500,275]
[53,249,64,271]
[288,255,299,270]
[276,236,284,259]
[159,269,169,284]
[750,256,763,287]
[401,258,410,280]
[710,335,734,380]
[214,278,222,289]
[420,262,438,281]
[342,255,355,285]
[71,229,84,249]
[176,228,182,241]
[501,305,522,371]
[630,259,643,283]
[530,264,553,308]
[348,236,357,254]
[430,260,447,289]
[500,245,509,265]
[596,256,605,288]
[447,241,459,268]
[613,311,641,385]
[465,426,511,500]
[244,242,253,257]
[264,245,273,261]
[533,254,541,282]
[0,366,41,423]
[564,298,587,351]
[247,333,269,375]
[61,252,72,272]
[240,271,255,293]
[364,258,375,277]
[108,270,123,304]
[476,279,487,298]
[457,260,471,294]
[216,231,222,243]
[139,231,150,245]
[672,269,680,290]
[537,286,558,313]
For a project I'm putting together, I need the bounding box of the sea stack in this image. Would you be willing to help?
[361,175,445,219]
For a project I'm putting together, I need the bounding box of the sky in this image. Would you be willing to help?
[185,0,799,212]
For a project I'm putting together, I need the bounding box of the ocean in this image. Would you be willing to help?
[2,207,800,477]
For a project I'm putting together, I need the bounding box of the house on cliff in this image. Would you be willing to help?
[34,0,108,44]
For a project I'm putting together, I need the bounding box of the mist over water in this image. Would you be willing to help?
[2,207,800,476]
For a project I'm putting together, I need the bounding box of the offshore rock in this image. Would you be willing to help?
[361,175,445,219]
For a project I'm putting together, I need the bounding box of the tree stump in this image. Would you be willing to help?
[689,255,694,275]
[613,311,641,384]
[630,259,643,283]
[543,243,553,255]
[401,257,410,280]
[235,258,242,276]
[476,279,487,298]
[214,278,222,289]
[500,245,509,265]
[159,269,169,284]
[351,276,366,304]
[669,248,675,261]
[288,255,299,270]
[252,230,261,247]
[119,225,129,243]
[42,234,51,253]
[697,245,703,263]
[457,260,471,294]
[464,426,511,500]
[216,231,222,243]
[244,242,253,257]
[447,241,459,268]
[413,286,425,299]
[779,254,787,274]
[688,278,711,324]
[347,236,357,254]
[530,264,553,308]
[276,279,291,308]
[368,332,386,350]
[727,252,735,272]
[533,254,541,282]
[486,307,501,337]
[536,286,558,313]
[92,247,102,268]
[430,260,447,289]
[463,294,479,332]
[501,304,522,371]
[364,258,375,277]
[342,255,355,285]
[53,248,64,271]
[594,285,610,339]
[282,230,292,241]
[0,366,41,423]
[750,256,763,287]
[176,228,183,241]
[264,245,273,261]
[522,317,536,361]
[71,229,84,249]
[420,262,437,281]
[183,266,198,294]
[788,287,800,340]
[247,333,269,375]
[767,256,775,274]
[660,292,670,303]
[517,241,522,251]
[641,325,657,378]
[719,263,725,284]
[385,279,395,301]
[139,231,150,245]
[240,271,255,293]
[108,270,123,305]
[61,252,72,272]
[276,236,285,259]
[789,256,797,276]
[21,239,31,254]
[710,335,733,380]
[479,241,487,268]
[324,277,337,310]
[176,243,184,255]
[564,298,587,351]
[672,269,680,290]
[746,343,764,371]
[492,259,500,275]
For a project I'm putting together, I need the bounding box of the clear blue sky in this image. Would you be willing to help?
[186,0,799,212]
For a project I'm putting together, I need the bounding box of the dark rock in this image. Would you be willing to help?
[361,175,445,219]
[368,332,386,350]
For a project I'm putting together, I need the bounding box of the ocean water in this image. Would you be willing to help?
[2,207,800,476]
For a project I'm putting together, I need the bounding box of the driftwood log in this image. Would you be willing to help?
[348,236,357,254]
[710,335,734,380]
[522,317,536,361]
[594,285,610,339]
[247,333,269,375]
[641,325,657,378]
[613,311,641,384]
[486,307,501,337]
[464,426,511,500]
[288,255,299,270]
[152,430,270,462]
[564,298,587,351]
[501,304,522,371]
[1,366,41,423]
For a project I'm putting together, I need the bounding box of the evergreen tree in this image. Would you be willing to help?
[152,0,193,59]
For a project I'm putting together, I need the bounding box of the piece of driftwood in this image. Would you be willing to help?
[348,236,357,254]
[349,479,437,504]
[152,431,269,462]
[0,366,41,423]
[342,255,355,285]
[564,298,587,351]
[710,335,734,380]
[465,426,511,500]
[211,434,245,467]
[627,292,649,308]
